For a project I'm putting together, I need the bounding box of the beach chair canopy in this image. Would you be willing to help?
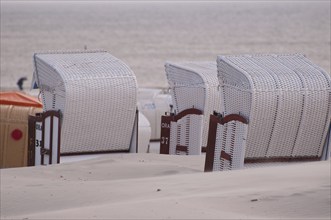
[0,91,42,108]
[33,51,138,154]
[217,53,331,161]
[165,62,222,147]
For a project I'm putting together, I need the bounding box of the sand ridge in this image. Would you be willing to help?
[1,153,330,219]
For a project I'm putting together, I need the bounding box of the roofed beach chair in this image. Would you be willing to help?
[32,51,138,154]
[160,62,221,155]
[205,53,331,171]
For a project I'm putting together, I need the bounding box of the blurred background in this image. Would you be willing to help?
[1,1,330,90]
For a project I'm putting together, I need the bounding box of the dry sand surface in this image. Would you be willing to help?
[1,153,330,219]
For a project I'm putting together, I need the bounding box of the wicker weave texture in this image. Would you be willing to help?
[217,54,331,160]
[213,120,247,171]
[165,62,222,147]
[34,51,137,153]
[169,114,203,155]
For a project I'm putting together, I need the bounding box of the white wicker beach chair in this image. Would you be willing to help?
[216,53,331,162]
[33,51,138,154]
[164,62,222,152]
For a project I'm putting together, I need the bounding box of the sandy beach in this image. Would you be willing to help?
[1,1,330,219]
[1,152,330,219]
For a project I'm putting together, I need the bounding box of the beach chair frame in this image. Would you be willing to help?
[28,110,61,166]
[160,108,203,155]
[204,113,248,172]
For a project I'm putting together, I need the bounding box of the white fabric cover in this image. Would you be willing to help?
[33,51,137,154]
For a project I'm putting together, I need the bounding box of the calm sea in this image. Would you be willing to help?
[1,1,330,90]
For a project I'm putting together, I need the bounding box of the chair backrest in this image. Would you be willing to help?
[217,54,331,161]
[165,62,222,148]
[33,51,138,154]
